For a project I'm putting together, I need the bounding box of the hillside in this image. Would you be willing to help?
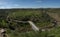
[0,8,60,37]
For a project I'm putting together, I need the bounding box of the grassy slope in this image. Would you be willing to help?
[0,9,60,37]
[6,9,53,37]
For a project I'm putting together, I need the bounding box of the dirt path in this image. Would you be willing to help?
[47,12,60,26]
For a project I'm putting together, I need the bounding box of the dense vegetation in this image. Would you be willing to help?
[0,8,60,37]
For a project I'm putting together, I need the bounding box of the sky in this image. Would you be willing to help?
[0,0,60,8]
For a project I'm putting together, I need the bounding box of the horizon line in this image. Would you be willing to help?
[0,7,60,9]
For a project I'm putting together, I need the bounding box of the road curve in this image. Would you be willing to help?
[28,21,39,31]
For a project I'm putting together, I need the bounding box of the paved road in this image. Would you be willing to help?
[7,15,55,31]
[12,20,39,31]
[28,21,39,31]
[6,16,39,31]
